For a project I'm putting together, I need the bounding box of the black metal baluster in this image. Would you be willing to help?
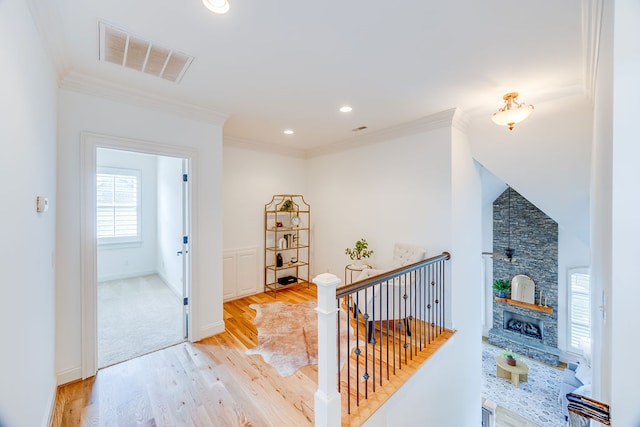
[337,300,342,394]
[418,266,424,350]
[363,287,369,400]
[372,284,377,392]
[392,277,397,374]
[381,285,395,381]
[429,263,434,344]
[440,261,447,332]
[355,289,361,408]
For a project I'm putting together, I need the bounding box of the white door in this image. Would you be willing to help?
[181,158,190,338]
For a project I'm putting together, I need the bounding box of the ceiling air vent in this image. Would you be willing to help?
[98,21,193,83]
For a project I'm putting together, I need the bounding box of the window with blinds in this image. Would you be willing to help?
[569,269,591,350]
[97,168,141,243]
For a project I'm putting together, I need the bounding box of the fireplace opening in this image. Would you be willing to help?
[503,311,543,340]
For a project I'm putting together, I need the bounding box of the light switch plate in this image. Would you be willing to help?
[36,196,49,213]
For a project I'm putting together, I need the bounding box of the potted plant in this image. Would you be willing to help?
[493,279,510,298]
[501,347,518,366]
[279,199,294,211]
[345,238,374,266]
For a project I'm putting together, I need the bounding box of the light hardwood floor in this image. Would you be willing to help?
[52,283,455,426]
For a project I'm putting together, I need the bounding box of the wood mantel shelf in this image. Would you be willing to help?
[494,297,553,314]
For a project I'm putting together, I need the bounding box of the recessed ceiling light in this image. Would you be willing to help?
[202,0,229,14]
[339,105,353,113]
[283,129,294,135]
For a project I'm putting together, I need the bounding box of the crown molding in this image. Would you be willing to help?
[60,72,229,126]
[223,136,307,159]
[582,0,603,102]
[451,108,470,133]
[306,108,458,158]
[25,0,71,82]
[224,108,467,159]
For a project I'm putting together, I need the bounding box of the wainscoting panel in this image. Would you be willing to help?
[223,247,258,301]
[223,251,236,300]
[237,248,259,297]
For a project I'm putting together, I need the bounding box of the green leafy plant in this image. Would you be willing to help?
[345,238,374,260]
[500,347,518,360]
[279,199,294,211]
[492,279,511,292]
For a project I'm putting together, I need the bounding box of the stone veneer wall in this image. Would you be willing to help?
[488,188,560,366]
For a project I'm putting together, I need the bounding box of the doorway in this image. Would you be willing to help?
[95,148,189,368]
[80,133,194,376]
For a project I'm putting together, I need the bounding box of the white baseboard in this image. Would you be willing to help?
[223,289,261,302]
[157,271,182,298]
[57,366,82,385]
[43,376,57,427]
[196,320,225,341]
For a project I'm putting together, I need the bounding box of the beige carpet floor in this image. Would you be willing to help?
[98,274,184,368]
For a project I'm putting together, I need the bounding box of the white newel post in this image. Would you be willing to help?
[312,273,342,427]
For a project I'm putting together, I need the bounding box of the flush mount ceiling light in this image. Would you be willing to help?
[339,105,353,113]
[283,129,294,135]
[202,0,229,14]
[491,92,534,131]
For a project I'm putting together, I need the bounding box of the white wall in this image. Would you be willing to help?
[449,122,483,424]
[96,148,159,281]
[56,90,224,383]
[597,0,640,424]
[223,140,307,292]
[556,227,590,360]
[307,125,453,279]
[360,113,482,426]
[157,155,184,295]
[479,165,507,335]
[590,0,614,410]
[0,0,58,425]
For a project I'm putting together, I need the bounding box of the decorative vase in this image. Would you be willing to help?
[506,356,516,366]
[498,290,506,298]
[353,259,363,267]
[278,237,287,249]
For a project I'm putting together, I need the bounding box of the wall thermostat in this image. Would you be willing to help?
[36,196,49,213]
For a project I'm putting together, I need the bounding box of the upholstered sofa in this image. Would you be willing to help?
[558,360,592,421]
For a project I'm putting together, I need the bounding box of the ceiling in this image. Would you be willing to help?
[35,0,586,151]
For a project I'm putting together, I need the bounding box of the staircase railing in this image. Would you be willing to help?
[313,252,451,425]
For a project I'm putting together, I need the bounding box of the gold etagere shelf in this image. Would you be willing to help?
[264,194,310,297]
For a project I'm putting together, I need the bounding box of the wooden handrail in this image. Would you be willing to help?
[336,251,451,297]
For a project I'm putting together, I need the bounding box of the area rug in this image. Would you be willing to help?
[482,342,565,427]
[246,300,355,376]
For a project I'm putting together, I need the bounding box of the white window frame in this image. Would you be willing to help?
[96,167,142,245]
[568,267,591,354]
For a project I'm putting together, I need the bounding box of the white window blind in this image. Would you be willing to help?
[97,168,141,242]
[569,270,591,350]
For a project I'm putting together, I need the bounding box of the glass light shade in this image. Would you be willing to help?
[202,0,229,14]
[491,104,534,129]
